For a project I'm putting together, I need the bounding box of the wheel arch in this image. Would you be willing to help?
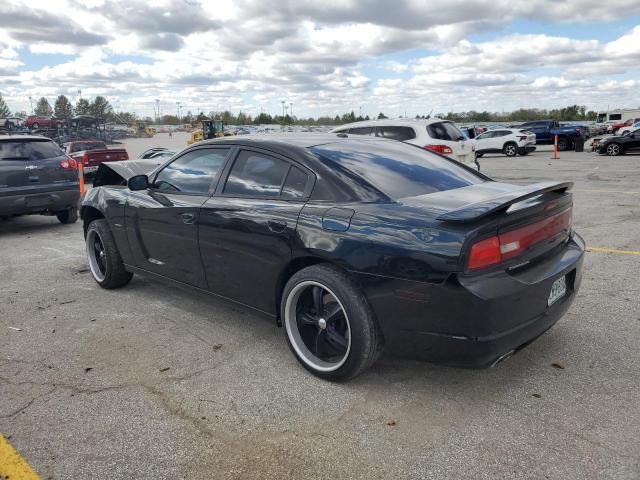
[81,206,105,237]
[274,256,353,326]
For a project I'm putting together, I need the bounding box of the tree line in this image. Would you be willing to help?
[0,94,600,125]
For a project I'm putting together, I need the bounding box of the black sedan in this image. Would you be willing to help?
[598,130,640,155]
[81,134,584,380]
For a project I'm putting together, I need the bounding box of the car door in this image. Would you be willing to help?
[473,131,493,152]
[199,147,313,314]
[125,146,231,288]
[627,131,640,151]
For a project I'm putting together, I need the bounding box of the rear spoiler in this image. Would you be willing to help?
[437,181,573,222]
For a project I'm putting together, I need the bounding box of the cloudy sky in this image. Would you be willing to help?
[1,0,639,119]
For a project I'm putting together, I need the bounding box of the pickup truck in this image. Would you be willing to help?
[63,140,129,173]
[518,120,585,151]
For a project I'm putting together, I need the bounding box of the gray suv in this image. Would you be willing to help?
[0,135,80,223]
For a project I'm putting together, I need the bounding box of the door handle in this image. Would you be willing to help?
[179,212,196,224]
[267,220,287,233]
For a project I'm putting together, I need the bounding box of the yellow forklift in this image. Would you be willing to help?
[187,119,224,145]
[129,122,156,138]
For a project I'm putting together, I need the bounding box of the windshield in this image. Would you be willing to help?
[0,140,64,160]
[311,141,485,199]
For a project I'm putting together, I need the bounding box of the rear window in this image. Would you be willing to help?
[311,141,485,199]
[426,121,465,141]
[0,140,64,161]
[376,126,416,141]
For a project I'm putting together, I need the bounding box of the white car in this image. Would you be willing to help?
[618,122,640,136]
[472,128,536,157]
[1,117,24,129]
[330,118,475,164]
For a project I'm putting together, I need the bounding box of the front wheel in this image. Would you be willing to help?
[281,265,383,381]
[86,219,133,289]
[606,143,622,156]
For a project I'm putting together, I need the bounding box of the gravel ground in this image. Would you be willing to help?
[1,138,639,480]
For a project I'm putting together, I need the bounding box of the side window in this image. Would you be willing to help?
[154,148,229,194]
[609,114,622,121]
[495,131,510,137]
[348,127,373,135]
[376,126,416,141]
[224,150,289,197]
[281,166,309,199]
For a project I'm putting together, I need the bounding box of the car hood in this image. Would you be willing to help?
[102,159,163,179]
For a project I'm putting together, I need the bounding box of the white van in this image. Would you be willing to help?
[330,118,474,164]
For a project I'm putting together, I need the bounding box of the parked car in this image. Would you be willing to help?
[330,118,475,164]
[0,135,80,223]
[608,117,640,134]
[597,130,640,156]
[138,147,175,160]
[63,140,129,174]
[80,134,584,380]
[1,117,25,129]
[518,120,585,151]
[618,121,640,136]
[473,128,536,157]
[24,115,62,130]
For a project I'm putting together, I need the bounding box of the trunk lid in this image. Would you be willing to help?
[76,149,129,167]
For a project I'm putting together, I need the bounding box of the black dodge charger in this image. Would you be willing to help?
[81,134,584,380]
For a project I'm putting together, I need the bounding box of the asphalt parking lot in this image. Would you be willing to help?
[1,139,639,479]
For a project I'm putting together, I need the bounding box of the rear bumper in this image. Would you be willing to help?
[356,233,585,368]
[519,145,536,153]
[0,188,80,216]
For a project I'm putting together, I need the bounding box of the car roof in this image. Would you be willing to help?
[197,132,396,150]
[0,134,55,141]
[329,117,452,131]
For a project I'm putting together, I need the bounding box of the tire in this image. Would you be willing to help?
[606,143,622,156]
[557,137,569,151]
[86,219,133,289]
[56,207,78,224]
[281,264,383,381]
[503,142,518,157]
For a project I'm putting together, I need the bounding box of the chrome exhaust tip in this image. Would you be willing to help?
[490,350,515,367]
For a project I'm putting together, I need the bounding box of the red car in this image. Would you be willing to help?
[63,140,129,173]
[25,115,63,129]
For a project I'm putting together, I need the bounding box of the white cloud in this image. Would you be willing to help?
[0,0,639,116]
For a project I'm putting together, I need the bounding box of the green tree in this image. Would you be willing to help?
[377,112,388,119]
[34,97,53,116]
[75,98,91,115]
[54,95,73,119]
[90,96,112,119]
[0,94,10,118]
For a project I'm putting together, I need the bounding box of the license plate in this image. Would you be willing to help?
[548,276,567,307]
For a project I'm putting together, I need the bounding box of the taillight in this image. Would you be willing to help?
[121,152,129,160]
[82,152,90,165]
[59,158,78,169]
[518,136,527,141]
[467,208,572,271]
[424,144,453,155]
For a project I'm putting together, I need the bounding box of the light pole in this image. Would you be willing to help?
[78,89,82,99]
[281,100,285,119]
[28,96,33,113]
[155,99,160,124]
[176,101,181,122]
[359,106,362,119]
[289,102,293,117]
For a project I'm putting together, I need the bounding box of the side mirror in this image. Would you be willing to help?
[128,174,149,191]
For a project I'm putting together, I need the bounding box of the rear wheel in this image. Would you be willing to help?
[557,137,569,151]
[606,143,622,156]
[86,219,132,289]
[503,143,518,157]
[281,264,383,381]
[56,207,78,224]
